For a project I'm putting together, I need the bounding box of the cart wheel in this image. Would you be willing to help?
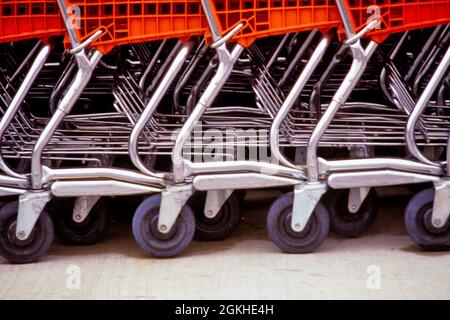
[52,198,109,245]
[189,192,241,241]
[324,189,379,238]
[0,201,54,264]
[234,190,247,204]
[267,192,329,254]
[132,194,195,258]
[405,188,450,250]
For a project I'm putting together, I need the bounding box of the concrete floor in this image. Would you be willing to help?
[1,190,450,300]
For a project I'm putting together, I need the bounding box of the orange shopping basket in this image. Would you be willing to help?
[0,0,65,43]
[208,0,450,47]
[208,0,342,47]
[346,0,450,43]
[65,0,208,54]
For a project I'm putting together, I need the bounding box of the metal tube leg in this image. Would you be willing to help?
[172,44,244,183]
[0,44,52,180]
[157,44,243,234]
[30,50,103,190]
[270,33,332,169]
[405,44,450,167]
[128,41,194,179]
[288,39,377,233]
[306,41,378,182]
[200,0,222,42]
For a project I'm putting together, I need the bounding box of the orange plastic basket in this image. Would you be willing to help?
[209,0,342,47]
[65,0,208,54]
[0,0,65,43]
[347,0,450,43]
[209,0,450,47]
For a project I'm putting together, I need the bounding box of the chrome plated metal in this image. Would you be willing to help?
[30,50,103,189]
[0,44,52,180]
[158,185,193,234]
[319,157,443,176]
[51,180,159,197]
[406,45,450,167]
[42,167,165,188]
[73,196,101,223]
[432,179,450,228]
[129,41,194,179]
[16,191,52,240]
[0,186,27,196]
[292,182,328,232]
[271,33,332,169]
[348,187,370,213]
[328,170,440,189]
[172,44,245,183]
[307,40,378,181]
[192,173,302,191]
[204,189,233,218]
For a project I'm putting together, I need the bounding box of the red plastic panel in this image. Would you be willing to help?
[0,0,65,43]
[210,0,342,47]
[65,0,207,53]
[347,0,450,43]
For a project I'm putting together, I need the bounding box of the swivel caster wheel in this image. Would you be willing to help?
[405,188,450,251]
[0,201,54,264]
[52,198,109,245]
[267,192,329,253]
[323,189,379,238]
[188,191,241,241]
[132,194,195,258]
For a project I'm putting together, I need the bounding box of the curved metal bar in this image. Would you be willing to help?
[306,40,378,181]
[335,0,356,37]
[278,30,318,88]
[0,43,52,181]
[139,39,167,91]
[413,28,450,96]
[405,45,450,167]
[405,26,443,82]
[211,23,245,49]
[200,0,221,42]
[379,31,409,105]
[8,40,42,83]
[30,50,103,189]
[172,44,244,183]
[344,19,379,45]
[270,33,332,169]
[173,40,208,113]
[69,30,103,54]
[128,41,194,179]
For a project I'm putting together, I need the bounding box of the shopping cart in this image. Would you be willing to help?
[1,0,449,264]
[0,0,213,263]
[266,0,450,252]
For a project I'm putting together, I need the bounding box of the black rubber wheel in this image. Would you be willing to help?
[324,189,379,238]
[234,190,247,204]
[189,192,241,241]
[52,198,109,245]
[132,194,195,258]
[405,188,450,250]
[267,192,329,253]
[0,201,54,264]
